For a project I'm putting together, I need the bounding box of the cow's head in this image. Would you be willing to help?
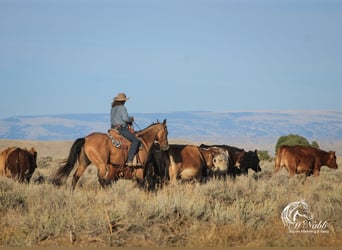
[327,151,338,169]
[29,147,38,162]
[210,147,229,173]
[24,147,38,183]
[235,150,261,173]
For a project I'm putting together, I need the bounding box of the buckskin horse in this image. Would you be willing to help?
[52,119,169,190]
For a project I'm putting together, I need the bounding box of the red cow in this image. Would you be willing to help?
[275,145,338,176]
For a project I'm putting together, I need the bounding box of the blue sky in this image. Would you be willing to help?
[1,0,341,119]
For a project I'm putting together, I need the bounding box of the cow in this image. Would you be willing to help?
[0,147,17,177]
[146,144,229,185]
[1,147,38,183]
[199,147,229,175]
[200,144,261,179]
[275,145,338,176]
[144,143,170,189]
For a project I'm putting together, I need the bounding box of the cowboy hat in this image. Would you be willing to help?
[113,93,129,101]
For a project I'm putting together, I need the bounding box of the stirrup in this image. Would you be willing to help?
[125,161,134,167]
[125,161,142,168]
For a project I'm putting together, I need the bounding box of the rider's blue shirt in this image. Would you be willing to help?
[111,105,133,128]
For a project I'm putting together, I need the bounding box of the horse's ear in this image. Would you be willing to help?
[163,119,167,125]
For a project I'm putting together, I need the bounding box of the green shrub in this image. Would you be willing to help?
[275,134,320,154]
[311,141,320,149]
[258,150,271,161]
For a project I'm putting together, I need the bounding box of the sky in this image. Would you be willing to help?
[0,0,341,119]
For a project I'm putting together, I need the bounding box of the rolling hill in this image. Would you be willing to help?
[1,111,342,155]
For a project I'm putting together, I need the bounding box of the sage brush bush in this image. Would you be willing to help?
[0,158,341,247]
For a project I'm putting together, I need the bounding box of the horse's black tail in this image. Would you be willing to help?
[52,138,85,186]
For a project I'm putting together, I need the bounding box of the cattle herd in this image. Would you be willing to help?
[145,143,261,186]
[0,138,338,189]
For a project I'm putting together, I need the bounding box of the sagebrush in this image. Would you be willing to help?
[0,157,341,247]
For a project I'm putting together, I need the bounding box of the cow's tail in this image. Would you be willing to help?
[52,138,85,186]
[274,147,282,173]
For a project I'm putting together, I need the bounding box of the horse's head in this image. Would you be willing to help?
[154,119,169,151]
[137,119,169,151]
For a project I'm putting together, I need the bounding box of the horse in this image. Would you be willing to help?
[1,147,38,183]
[52,119,169,190]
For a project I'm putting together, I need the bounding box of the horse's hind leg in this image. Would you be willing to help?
[71,149,90,190]
[96,162,115,188]
[72,165,87,190]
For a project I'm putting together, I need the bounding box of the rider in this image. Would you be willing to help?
[111,92,141,167]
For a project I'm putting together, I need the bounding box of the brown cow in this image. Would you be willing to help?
[0,147,17,177]
[199,147,229,175]
[275,145,338,176]
[3,147,38,183]
[156,144,228,184]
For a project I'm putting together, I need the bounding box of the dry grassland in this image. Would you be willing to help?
[0,140,341,247]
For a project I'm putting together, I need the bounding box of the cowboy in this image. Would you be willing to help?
[111,93,141,167]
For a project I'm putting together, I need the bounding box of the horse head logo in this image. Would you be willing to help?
[281,200,313,228]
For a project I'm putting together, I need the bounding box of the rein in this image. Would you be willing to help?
[136,122,163,163]
[133,120,142,131]
[138,137,148,155]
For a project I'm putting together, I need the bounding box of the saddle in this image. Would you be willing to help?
[107,129,128,149]
[107,129,143,167]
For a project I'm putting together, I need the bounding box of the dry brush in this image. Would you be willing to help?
[0,157,341,247]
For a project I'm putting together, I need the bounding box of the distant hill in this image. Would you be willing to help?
[1,111,342,155]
